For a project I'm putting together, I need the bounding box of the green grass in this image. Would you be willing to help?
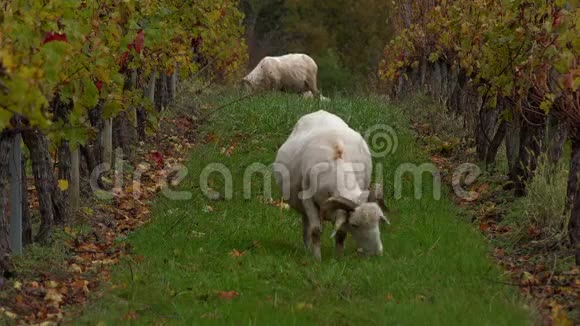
[73,91,534,325]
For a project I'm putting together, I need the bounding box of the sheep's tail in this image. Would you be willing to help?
[333,140,345,160]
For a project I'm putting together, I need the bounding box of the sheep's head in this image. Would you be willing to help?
[241,77,253,92]
[320,183,389,256]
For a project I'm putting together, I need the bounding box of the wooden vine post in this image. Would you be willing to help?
[102,118,113,167]
[70,148,80,212]
[9,134,22,255]
[170,64,179,100]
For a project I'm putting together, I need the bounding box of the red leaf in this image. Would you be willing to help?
[560,73,573,90]
[479,223,490,232]
[217,290,238,300]
[552,11,562,28]
[95,80,103,93]
[204,133,218,143]
[127,30,144,53]
[150,151,164,169]
[42,32,68,45]
[119,51,130,72]
[132,30,145,54]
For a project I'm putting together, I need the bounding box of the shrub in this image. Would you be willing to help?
[505,153,569,247]
[316,50,356,95]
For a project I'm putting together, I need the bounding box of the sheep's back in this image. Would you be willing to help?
[274,111,372,211]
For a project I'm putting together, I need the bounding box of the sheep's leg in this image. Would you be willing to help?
[305,75,320,98]
[302,198,322,260]
[334,230,347,256]
[301,214,311,249]
[333,210,348,256]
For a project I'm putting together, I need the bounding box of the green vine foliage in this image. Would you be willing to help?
[379,0,578,117]
[0,0,248,144]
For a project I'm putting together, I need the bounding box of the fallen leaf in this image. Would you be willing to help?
[150,151,165,169]
[39,321,59,326]
[46,312,64,322]
[77,243,100,252]
[527,225,541,238]
[69,263,83,273]
[217,290,239,300]
[521,271,539,286]
[123,310,139,321]
[462,191,479,202]
[189,230,206,238]
[200,311,220,319]
[2,308,17,319]
[119,199,135,211]
[204,133,218,143]
[550,301,572,326]
[479,223,490,232]
[384,293,394,302]
[415,294,427,302]
[13,281,22,290]
[229,249,246,258]
[45,280,59,289]
[44,288,64,306]
[206,188,222,201]
[72,280,90,295]
[295,302,313,310]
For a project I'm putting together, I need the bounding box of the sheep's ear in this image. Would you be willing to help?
[380,214,390,225]
[330,211,348,238]
[368,183,388,212]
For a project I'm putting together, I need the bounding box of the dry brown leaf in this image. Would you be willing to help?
[69,264,83,273]
[217,290,239,300]
[72,280,90,295]
[229,249,246,258]
[123,310,139,321]
[45,280,59,289]
[44,288,64,306]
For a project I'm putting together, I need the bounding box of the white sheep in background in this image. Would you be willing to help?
[273,110,389,260]
[243,53,329,101]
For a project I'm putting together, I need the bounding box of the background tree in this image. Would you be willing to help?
[239,0,393,92]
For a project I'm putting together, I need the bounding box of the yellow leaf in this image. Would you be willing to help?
[58,179,69,191]
[551,302,572,326]
[0,307,17,319]
[295,302,313,310]
[46,280,59,288]
[69,263,83,273]
[44,288,64,306]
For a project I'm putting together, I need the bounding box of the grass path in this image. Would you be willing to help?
[75,92,533,325]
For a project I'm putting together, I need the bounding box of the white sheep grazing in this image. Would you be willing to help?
[243,53,328,100]
[273,110,389,260]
